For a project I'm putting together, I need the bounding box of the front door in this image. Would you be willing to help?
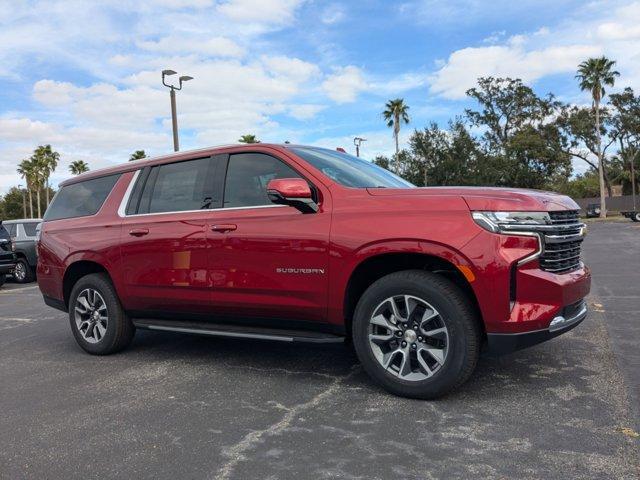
[207,152,331,323]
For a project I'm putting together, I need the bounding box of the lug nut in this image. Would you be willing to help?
[395,331,402,337]
[418,336,423,342]
[411,343,417,349]
[401,341,407,348]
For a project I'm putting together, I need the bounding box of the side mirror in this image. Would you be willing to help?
[266,178,318,213]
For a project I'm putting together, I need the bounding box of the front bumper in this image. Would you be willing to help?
[486,300,588,355]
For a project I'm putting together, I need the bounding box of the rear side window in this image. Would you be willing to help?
[44,174,121,221]
[23,223,38,237]
[136,157,213,214]
[5,224,16,237]
[224,153,301,208]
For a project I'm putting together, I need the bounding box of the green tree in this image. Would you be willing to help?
[609,88,640,206]
[576,56,620,217]
[31,145,59,207]
[1,187,29,220]
[238,134,260,144]
[555,105,615,197]
[465,77,571,188]
[129,150,147,161]
[69,160,90,175]
[372,155,391,170]
[383,99,410,167]
[17,159,37,219]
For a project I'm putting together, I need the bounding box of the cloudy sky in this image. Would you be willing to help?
[2,0,640,193]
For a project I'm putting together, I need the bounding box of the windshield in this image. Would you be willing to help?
[289,147,415,188]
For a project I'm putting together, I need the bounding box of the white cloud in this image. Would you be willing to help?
[430,44,599,99]
[320,4,346,24]
[288,104,326,120]
[217,0,305,24]
[322,66,368,103]
[138,36,245,58]
[429,1,640,99]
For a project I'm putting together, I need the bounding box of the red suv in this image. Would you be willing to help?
[38,145,590,398]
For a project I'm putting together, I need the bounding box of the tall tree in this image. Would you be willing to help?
[465,77,571,188]
[129,150,147,161]
[31,145,59,207]
[576,56,620,218]
[69,160,90,175]
[555,105,616,196]
[238,134,260,144]
[609,88,640,208]
[383,98,410,169]
[17,159,37,218]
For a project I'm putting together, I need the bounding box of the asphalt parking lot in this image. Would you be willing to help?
[1,222,638,480]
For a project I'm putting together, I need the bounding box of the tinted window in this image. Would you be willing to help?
[224,153,301,208]
[23,223,38,237]
[289,147,414,188]
[44,175,120,221]
[146,157,212,214]
[5,224,16,237]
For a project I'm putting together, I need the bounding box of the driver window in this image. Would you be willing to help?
[224,153,301,208]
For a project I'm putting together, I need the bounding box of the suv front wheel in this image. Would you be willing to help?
[352,270,481,399]
[69,273,135,355]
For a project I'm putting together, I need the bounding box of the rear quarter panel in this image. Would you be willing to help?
[37,172,132,303]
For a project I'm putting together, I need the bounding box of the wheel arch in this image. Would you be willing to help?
[342,250,484,340]
[62,260,113,308]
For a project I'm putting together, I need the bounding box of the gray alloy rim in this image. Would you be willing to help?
[14,261,26,281]
[74,288,108,344]
[368,295,449,381]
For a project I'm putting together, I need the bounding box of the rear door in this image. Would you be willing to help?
[206,152,331,323]
[119,155,224,315]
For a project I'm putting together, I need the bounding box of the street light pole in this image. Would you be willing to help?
[162,70,193,152]
[353,137,366,157]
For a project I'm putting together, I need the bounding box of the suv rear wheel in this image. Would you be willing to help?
[352,270,481,399]
[69,273,135,355]
[13,258,35,283]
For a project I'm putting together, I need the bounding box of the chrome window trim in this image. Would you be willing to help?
[117,169,141,218]
[121,203,287,218]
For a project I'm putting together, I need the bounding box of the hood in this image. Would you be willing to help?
[366,186,579,212]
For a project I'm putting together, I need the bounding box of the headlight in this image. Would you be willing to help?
[472,211,550,233]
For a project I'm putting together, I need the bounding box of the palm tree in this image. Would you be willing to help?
[32,145,59,207]
[69,160,89,175]
[383,99,410,171]
[576,57,620,218]
[238,134,260,144]
[129,150,147,161]
[17,159,36,218]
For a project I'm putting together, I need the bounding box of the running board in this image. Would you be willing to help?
[133,318,344,344]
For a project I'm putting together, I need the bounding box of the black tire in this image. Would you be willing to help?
[0,274,5,287]
[68,273,135,355]
[352,270,481,399]
[13,258,35,283]
[633,212,640,222]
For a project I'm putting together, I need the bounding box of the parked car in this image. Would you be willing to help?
[37,144,591,399]
[585,203,601,218]
[621,209,640,222]
[3,219,41,283]
[0,221,16,287]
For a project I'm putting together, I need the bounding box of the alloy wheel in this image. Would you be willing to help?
[74,288,108,344]
[368,295,449,381]
[14,262,26,282]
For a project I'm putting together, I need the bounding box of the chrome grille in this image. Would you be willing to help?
[539,211,584,274]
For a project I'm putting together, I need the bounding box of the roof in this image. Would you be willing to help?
[58,143,311,187]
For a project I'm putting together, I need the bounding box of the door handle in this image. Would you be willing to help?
[129,228,149,237]
[211,224,237,233]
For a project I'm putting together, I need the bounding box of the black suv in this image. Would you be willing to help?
[3,219,40,283]
[0,222,16,287]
